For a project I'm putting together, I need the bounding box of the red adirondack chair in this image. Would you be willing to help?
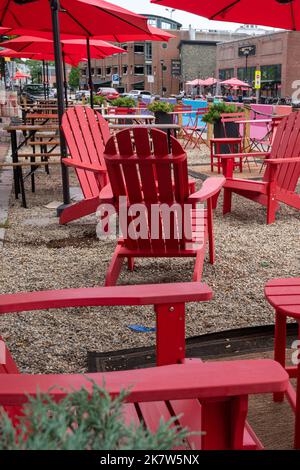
[100,128,225,286]
[221,111,300,224]
[59,106,110,224]
[0,283,288,450]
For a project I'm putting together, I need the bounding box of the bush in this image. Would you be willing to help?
[88,95,106,105]
[147,100,174,113]
[0,381,192,450]
[110,96,135,108]
[202,102,243,124]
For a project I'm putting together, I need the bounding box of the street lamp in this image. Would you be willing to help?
[165,8,176,19]
[244,49,250,83]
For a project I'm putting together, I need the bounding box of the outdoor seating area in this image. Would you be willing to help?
[0,0,299,457]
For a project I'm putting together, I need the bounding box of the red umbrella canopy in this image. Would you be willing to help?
[7,25,175,42]
[1,36,126,59]
[202,77,218,86]
[186,78,206,86]
[0,48,82,66]
[13,70,31,79]
[151,0,300,30]
[0,0,152,38]
[220,77,251,88]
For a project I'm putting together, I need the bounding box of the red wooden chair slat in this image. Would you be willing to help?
[222,111,300,224]
[0,284,289,450]
[59,106,109,224]
[101,128,225,285]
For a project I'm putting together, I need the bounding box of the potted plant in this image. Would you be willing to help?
[148,100,174,124]
[110,96,136,112]
[202,102,243,153]
[0,381,190,450]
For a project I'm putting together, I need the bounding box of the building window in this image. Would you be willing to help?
[145,42,152,60]
[134,43,144,54]
[113,66,118,75]
[96,67,102,76]
[148,18,157,27]
[122,65,128,75]
[106,66,111,75]
[121,44,128,51]
[146,64,152,76]
[219,68,234,80]
[81,69,86,76]
[261,64,281,82]
[161,21,171,29]
[134,65,144,75]
[237,66,256,83]
[91,68,95,76]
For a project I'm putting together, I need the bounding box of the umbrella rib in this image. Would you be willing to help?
[210,0,241,20]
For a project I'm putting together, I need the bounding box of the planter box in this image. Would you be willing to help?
[213,119,239,154]
[154,111,173,125]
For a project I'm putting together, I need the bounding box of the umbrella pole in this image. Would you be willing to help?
[42,60,47,101]
[50,0,70,209]
[46,62,49,99]
[62,49,68,108]
[86,38,94,109]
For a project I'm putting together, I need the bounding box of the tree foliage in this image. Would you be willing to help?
[68,67,80,90]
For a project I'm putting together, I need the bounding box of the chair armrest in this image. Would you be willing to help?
[188,177,225,203]
[0,282,212,314]
[210,138,242,143]
[0,360,288,406]
[62,158,106,173]
[218,152,270,159]
[265,157,300,164]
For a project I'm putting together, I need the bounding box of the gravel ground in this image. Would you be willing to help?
[0,149,299,374]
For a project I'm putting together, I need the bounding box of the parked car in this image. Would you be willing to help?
[123,90,153,102]
[75,90,90,101]
[21,84,45,103]
[96,87,119,100]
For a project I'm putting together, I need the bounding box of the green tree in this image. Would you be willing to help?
[68,66,80,90]
[26,59,43,83]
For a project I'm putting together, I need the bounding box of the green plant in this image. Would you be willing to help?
[110,96,135,108]
[202,102,243,124]
[0,381,192,450]
[68,67,80,90]
[88,95,107,106]
[147,100,174,113]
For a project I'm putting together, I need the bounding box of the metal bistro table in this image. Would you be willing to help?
[5,124,59,207]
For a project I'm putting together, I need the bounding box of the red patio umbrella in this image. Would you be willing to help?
[186,78,206,86]
[151,0,300,31]
[220,78,251,88]
[0,0,152,207]
[13,70,31,80]
[0,48,82,66]
[202,77,219,86]
[1,36,125,60]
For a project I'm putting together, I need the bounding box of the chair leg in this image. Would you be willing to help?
[223,188,232,215]
[267,194,277,224]
[192,247,205,282]
[104,245,124,286]
[295,330,300,449]
[212,191,221,210]
[273,311,287,402]
[207,199,214,265]
[128,257,134,271]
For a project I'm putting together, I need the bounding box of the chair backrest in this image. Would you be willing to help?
[103,128,191,252]
[62,106,110,199]
[264,111,300,191]
[220,112,245,124]
[174,104,192,112]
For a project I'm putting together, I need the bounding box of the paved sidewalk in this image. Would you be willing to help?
[0,142,12,249]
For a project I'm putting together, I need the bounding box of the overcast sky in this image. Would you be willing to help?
[112,0,243,31]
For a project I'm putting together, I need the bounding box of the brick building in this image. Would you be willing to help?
[216,30,300,98]
[79,15,250,96]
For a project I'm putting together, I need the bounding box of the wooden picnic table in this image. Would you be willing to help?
[5,124,60,207]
